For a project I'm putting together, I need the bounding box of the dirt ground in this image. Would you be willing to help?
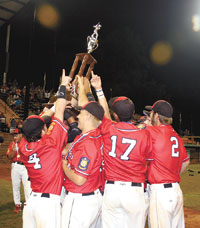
[0,163,200,228]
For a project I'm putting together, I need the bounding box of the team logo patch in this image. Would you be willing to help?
[78,157,90,171]
[46,122,55,135]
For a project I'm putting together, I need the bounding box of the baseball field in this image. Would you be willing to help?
[0,162,199,228]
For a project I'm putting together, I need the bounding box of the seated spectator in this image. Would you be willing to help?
[10,115,17,133]
[15,97,23,110]
[0,111,6,131]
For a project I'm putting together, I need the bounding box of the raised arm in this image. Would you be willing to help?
[54,69,71,122]
[90,71,111,120]
[77,75,89,107]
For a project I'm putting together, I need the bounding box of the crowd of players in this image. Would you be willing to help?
[6,70,189,228]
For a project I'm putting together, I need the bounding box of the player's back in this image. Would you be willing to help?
[99,118,152,183]
[146,125,189,184]
[19,136,64,195]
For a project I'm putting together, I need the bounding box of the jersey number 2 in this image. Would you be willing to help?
[171,136,179,157]
[108,136,137,160]
[28,153,41,169]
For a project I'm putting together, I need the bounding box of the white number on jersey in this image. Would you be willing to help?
[28,153,42,169]
[171,136,179,157]
[108,136,137,160]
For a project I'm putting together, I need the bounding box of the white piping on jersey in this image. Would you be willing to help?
[66,131,101,160]
[146,158,154,161]
[115,127,143,132]
[89,135,102,139]
[74,167,88,176]
[183,157,189,162]
[25,144,34,152]
[52,119,68,133]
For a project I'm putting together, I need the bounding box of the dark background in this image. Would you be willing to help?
[0,0,200,135]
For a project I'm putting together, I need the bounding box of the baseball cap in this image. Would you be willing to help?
[22,115,48,138]
[145,100,173,118]
[79,101,104,121]
[108,96,135,121]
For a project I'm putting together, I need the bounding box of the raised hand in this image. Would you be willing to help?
[90,71,102,90]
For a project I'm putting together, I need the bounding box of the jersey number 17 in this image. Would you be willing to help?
[108,136,137,161]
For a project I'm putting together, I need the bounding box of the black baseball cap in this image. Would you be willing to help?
[108,96,135,121]
[79,101,104,121]
[22,115,49,138]
[145,100,173,118]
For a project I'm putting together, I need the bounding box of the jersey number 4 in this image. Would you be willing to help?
[171,136,179,157]
[28,153,42,169]
[108,136,137,160]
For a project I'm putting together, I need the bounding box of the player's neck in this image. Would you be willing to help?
[81,125,97,134]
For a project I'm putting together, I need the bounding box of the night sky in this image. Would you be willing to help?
[0,0,200,135]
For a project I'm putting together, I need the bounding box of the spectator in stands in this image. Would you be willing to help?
[7,94,16,110]
[0,111,6,131]
[10,115,17,133]
[0,136,3,145]
[15,97,23,110]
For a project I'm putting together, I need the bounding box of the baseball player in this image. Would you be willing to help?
[90,72,152,228]
[6,128,31,213]
[145,100,190,228]
[61,76,104,228]
[19,69,71,228]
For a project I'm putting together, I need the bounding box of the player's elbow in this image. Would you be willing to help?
[74,176,87,186]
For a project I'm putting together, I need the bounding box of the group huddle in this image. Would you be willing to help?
[7,70,189,228]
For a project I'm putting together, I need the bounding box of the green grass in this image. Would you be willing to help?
[0,164,199,228]
[180,163,200,210]
[0,179,24,228]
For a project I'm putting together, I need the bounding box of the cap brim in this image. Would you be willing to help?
[144,105,152,111]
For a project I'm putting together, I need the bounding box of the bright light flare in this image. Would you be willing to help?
[192,15,200,32]
[36,3,60,29]
[150,41,173,66]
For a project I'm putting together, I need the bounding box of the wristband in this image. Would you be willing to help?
[50,105,56,113]
[57,85,66,99]
[87,92,96,101]
[96,90,104,98]
[95,89,103,92]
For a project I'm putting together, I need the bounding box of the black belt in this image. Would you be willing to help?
[31,192,50,198]
[41,193,50,198]
[164,183,173,188]
[13,161,24,165]
[107,180,142,187]
[65,190,95,196]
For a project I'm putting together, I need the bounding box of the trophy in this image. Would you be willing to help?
[68,23,101,100]
[43,23,101,108]
[69,22,101,80]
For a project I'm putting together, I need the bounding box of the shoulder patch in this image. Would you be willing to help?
[78,157,90,171]
[46,122,55,135]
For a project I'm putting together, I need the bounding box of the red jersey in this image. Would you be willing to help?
[7,141,23,163]
[64,128,103,193]
[19,117,68,195]
[146,125,189,184]
[99,117,152,183]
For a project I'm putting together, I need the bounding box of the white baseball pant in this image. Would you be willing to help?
[61,188,102,228]
[102,181,146,228]
[11,162,31,205]
[149,182,185,228]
